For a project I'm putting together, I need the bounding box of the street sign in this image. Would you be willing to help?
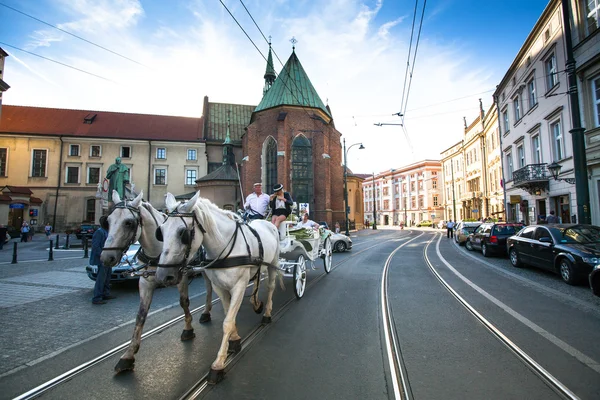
[472,209,479,213]
[9,203,25,209]
[31,209,38,217]
[102,178,109,192]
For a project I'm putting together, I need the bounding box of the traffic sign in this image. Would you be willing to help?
[472,209,479,213]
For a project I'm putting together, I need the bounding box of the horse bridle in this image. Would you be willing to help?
[101,200,143,253]
[155,207,206,269]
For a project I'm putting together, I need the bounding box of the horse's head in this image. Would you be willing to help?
[155,191,205,286]
[100,190,143,267]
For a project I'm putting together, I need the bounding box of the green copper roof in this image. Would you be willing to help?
[255,51,331,118]
[206,102,255,142]
[264,45,276,81]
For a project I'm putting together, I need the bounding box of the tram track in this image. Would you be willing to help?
[14,229,412,400]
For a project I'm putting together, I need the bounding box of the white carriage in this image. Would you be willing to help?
[278,220,333,298]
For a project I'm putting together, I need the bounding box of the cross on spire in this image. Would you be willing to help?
[290,36,297,50]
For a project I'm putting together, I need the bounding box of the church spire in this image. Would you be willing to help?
[263,37,276,96]
[223,110,235,165]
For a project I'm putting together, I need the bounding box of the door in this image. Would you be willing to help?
[514,226,536,265]
[531,227,555,270]
[558,195,571,224]
[473,224,491,250]
[537,199,547,222]
[9,208,23,230]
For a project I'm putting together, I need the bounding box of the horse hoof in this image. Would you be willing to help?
[181,329,196,341]
[261,316,272,325]
[199,313,211,323]
[207,368,225,384]
[114,358,135,373]
[254,301,264,314]
[228,339,242,354]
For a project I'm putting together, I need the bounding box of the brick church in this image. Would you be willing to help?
[203,44,345,227]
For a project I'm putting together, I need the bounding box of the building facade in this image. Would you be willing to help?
[363,160,443,227]
[0,106,207,232]
[495,0,576,224]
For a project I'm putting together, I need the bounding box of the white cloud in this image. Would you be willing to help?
[4,0,500,174]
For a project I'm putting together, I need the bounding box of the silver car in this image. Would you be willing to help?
[86,242,142,282]
[331,232,352,252]
[454,222,482,245]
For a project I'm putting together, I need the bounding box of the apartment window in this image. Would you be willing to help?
[156,148,166,159]
[121,146,132,158]
[517,144,525,168]
[433,196,438,206]
[502,110,510,133]
[69,144,80,156]
[88,167,100,184]
[185,169,197,185]
[593,76,600,127]
[66,166,79,184]
[0,148,6,176]
[90,145,102,157]
[528,77,537,109]
[418,181,423,190]
[545,53,558,90]
[585,0,599,35]
[432,179,437,189]
[384,200,389,209]
[32,149,47,177]
[418,196,424,208]
[395,199,400,209]
[187,149,197,161]
[383,187,389,196]
[86,198,96,222]
[411,197,416,208]
[506,152,513,178]
[411,182,415,192]
[513,96,521,121]
[154,168,166,185]
[552,120,564,160]
[532,135,542,164]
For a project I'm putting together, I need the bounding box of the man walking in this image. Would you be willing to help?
[546,210,559,223]
[244,183,270,220]
[447,220,455,238]
[91,216,115,305]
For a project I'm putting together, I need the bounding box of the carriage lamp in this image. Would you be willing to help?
[546,162,576,184]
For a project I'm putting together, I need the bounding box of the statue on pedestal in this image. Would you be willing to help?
[106,157,130,201]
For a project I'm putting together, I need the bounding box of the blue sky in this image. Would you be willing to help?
[0,0,550,174]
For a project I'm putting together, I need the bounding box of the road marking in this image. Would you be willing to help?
[434,238,600,375]
[0,256,83,265]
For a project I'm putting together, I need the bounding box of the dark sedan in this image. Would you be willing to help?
[466,222,524,257]
[507,224,600,285]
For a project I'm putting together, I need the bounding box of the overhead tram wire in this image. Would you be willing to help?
[221,0,322,122]
[398,0,421,116]
[400,0,427,119]
[0,2,150,69]
[0,42,119,84]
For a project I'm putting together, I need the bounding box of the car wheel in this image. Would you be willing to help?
[482,243,490,257]
[509,248,523,268]
[334,241,347,252]
[465,240,473,251]
[558,258,578,285]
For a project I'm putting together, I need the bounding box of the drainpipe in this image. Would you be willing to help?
[52,136,64,230]
[147,140,152,201]
[494,94,508,222]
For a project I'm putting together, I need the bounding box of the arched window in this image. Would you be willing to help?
[265,138,277,191]
[291,135,313,204]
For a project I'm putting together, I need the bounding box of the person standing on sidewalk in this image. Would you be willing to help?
[44,223,52,237]
[446,220,455,238]
[91,217,115,305]
[20,222,30,242]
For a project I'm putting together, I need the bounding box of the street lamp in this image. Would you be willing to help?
[546,162,576,184]
[372,172,377,230]
[343,138,365,236]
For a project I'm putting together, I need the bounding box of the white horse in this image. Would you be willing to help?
[99,190,214,373]
[155,191,280,384]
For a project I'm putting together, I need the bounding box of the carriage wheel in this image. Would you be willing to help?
[321,238,333,273]
[293,255,307,299]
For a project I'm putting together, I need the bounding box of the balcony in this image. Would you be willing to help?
[512,163,549,194]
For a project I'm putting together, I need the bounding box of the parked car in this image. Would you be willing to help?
[590,265,600,296]
[416,220,433,227]
[76,223,101,239]
[454,221,482,245]
[466,222,524,257]
[331,232,352,252]
[86,242,141,283]
[507,224,600,285]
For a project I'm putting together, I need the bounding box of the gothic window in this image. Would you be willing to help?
[265,138,277,191]
[291,135,313,204]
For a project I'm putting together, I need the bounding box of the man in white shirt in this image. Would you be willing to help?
[297,213,320,230]
[446,220,455,238]
[244,183,270,220]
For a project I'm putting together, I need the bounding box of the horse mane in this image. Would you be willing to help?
[188,197,239,243]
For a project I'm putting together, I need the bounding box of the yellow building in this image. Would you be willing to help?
[0,105,207,232]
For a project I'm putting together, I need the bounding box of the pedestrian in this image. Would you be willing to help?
[335,222,340,234]
[297,213,320,230]
[447,220,455,238]
[269,183,293,232]
[243,183,270,221]
[44,222,52,237]
[91,216,115,305]
[546,210,559,223]
[0,224,8,250]
[20,222,30,242]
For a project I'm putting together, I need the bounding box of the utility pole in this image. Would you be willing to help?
[451,159,457,221]
[561,0,590,224]
[372,173,377,229]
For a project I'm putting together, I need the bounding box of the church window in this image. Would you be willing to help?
[291,135,313,204]
[265,138,277,191]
